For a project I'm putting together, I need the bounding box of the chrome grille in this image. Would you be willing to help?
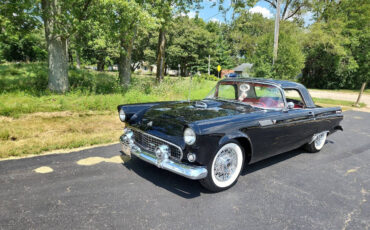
[131,128,183,161]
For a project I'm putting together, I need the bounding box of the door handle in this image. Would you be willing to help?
[308,111,315,117]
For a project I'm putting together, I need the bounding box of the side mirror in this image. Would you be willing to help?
[287,102,295,110]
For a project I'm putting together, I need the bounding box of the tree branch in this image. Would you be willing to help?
[282,0,292,20]
[285,4,301,20]
[264,0,276,9]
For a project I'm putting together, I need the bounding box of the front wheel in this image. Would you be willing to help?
[200,141,244,192]
[304,131,328,153]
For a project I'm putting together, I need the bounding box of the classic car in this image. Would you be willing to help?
[118,78,343,192]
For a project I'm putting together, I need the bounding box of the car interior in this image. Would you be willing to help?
[216,82,306,109]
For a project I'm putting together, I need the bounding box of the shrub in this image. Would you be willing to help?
[195,74,219,82]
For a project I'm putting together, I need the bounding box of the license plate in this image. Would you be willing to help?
[122,144,131,157]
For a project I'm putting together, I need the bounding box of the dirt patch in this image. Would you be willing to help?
[0,111,124,158]
[309,90,370,108]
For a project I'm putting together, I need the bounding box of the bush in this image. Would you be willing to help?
[194,74,219,82]
[0,63,48,95]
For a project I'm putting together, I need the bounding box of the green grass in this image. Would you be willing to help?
[309,88,370,95]
[312,97,366,108]
[0,63,217,117]
[0,62,366,159]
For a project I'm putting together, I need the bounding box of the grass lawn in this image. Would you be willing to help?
[309,88,370,95]
[312,97,366,109]
[0,63,217,158]
[0,111,123,158]
[0,62,365,158]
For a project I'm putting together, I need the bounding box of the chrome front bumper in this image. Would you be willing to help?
[120,134,207,180]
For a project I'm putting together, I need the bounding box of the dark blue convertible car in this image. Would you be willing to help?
[118,78,343,192]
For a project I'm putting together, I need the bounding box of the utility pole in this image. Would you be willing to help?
[273,0,281,65]
[208,55,210,75]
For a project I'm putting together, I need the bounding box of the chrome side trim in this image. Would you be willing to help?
[129,126,184,161]
[120,135,207,180]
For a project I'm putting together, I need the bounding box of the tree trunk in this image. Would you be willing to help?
[42,0,69,93]
[76,49,81,69]
[156,27,166,82]
[180,64,187,77]
[97,57,105,71]
[273,0,281,65]
[118,38,134,86]
[354,82,367,107]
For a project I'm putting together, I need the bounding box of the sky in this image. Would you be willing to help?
[191,0,314,26]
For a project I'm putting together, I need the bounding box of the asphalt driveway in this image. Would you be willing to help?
[0,110,369,230]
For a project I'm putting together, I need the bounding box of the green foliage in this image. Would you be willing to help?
[229,12,273,60]
[166,17,215,75]
[252,23,305,80]
[0,0,368,91]
[194,74,219,82]
[301,0,370,89]
[0,1,46,62]
[0,63,48,95]
[0,63,216,117]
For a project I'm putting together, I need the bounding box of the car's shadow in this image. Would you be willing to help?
[121,140,334,199]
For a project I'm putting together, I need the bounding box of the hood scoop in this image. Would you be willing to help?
[194,101,208,108]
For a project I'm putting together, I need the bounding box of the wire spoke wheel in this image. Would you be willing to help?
[210,142,244,188]
[213,147,238,182]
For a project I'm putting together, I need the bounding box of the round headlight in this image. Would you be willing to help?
[119,108,126,122]
[184,128,196,145]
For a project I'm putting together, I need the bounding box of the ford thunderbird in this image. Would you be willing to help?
[118,78,343,192]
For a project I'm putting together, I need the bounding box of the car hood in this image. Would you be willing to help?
[131,99,257,137]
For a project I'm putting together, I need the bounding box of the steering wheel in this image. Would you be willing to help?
[254,102,266,108]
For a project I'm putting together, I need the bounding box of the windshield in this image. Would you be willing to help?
[206,81,285,109]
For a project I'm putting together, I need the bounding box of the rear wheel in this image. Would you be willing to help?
[200,141,244,192]
[304,131,327,153]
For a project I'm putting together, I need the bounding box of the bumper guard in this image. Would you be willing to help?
[120,134,207,180]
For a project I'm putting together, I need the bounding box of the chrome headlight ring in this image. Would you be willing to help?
[119,108,126,122]
[184,128,196,145]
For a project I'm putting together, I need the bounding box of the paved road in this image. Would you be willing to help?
[1,111,369,230]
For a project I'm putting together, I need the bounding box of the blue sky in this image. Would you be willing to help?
[193,0,313,26]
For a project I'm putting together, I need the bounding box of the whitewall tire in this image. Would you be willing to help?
[304,131,328,153]
[200,141,245,192]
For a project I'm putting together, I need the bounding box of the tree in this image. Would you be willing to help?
[0,0,46,62]
[166,17,214,76]
[301,0,369,89]
[77,20,119,71]
[152,0,201,82]
[242,0,310,65]
[245,0,311,21]
[228,11,273,61]
[252,22,305,80]
[300,21,356,89]
[98,0,155,86]
[204,22,235,74]
[40,0,93,93]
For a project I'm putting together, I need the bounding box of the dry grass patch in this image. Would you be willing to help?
[0,111,124,158]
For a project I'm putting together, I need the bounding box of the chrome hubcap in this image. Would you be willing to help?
[214,147,238,182]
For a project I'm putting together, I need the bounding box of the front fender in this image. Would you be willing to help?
[194,131,254,166]
[218,131,254,162]
[117,102,161,122]
[218,131,250,146]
